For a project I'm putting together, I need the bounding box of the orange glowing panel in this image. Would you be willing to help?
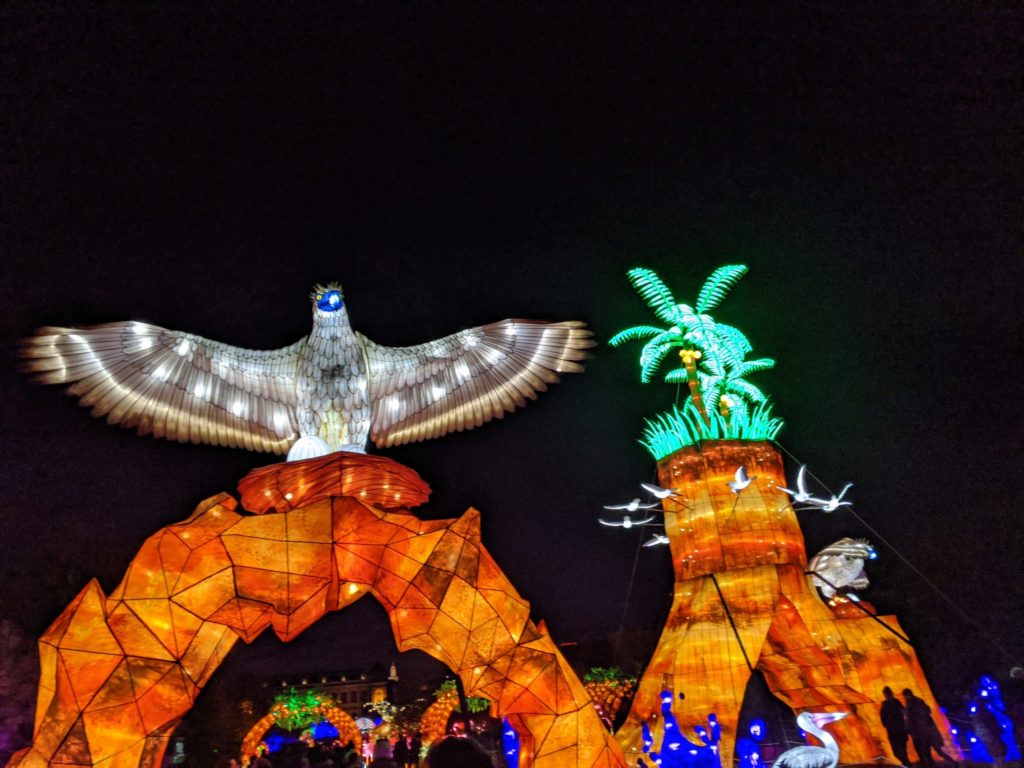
[238,452,431,513]
[11,453,626,768]
[617,441,959,767]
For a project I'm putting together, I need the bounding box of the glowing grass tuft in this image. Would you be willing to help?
[641,401,783,460]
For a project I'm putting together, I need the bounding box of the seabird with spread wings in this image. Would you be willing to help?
[20,283,595,460]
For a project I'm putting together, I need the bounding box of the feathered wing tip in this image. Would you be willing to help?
[547,320,598,372]
[362,318,598,448]
[309,282,344,300]
[18,321,303,455]
[18,326,76,382]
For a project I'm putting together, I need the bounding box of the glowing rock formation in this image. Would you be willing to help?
[10,453,625,768]
[616,441,958,767]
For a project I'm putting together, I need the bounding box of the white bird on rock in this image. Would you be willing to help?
[807,484,854,513]
[807,538,875,598]
[603,498,661,513]
[779,465,814,503]
[642,534,670,547]
[20,283,595,460]
[773,712,848,768]
[728,466,757,494]
[599,514,656,529]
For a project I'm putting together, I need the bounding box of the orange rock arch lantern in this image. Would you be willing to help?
[10,453,626,768]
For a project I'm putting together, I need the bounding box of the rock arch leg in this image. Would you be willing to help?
[362,506,624,767]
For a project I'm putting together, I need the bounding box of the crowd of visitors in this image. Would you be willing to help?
[245,733,498,768]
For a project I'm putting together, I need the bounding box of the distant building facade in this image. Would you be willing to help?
[268,662,399,718]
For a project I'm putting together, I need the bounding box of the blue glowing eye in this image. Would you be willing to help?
[868,550,877,559]
[317,290,343,311]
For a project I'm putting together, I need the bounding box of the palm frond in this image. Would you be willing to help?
[697,372,722,410]
[608,325,664,347]
[714,323,753,368]
[728,378,768,404]
[640,342,676,383]
[725,398,749,421]
[627,268,679,325]
[695,264,749,313]
[664,368,689,384]
[736,357,775,377]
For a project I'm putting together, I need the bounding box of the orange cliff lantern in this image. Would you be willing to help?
[9,452,625,768]
[609,265,959,767]
[615,440,958,765]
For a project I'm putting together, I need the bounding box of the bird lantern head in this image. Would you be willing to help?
[311,283,344,312]
[808,712,848,729]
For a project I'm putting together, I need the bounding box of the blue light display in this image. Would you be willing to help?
[311,720,339,740]
[638,690,722,768]
[735,719,768,768]
[502,718,520,768]
[957,676,1020,763]
[316,290,343,312]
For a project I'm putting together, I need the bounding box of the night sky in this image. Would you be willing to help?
[2,5,1021,712]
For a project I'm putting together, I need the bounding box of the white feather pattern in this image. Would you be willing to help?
[361,319,594,447]
[20,322,302,454]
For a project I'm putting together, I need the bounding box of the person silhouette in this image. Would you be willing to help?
[903,689,934,768]
[881,687,910,765]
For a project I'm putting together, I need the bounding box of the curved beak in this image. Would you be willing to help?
[810,712,849,728]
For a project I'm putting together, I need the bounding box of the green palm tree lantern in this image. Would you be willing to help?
[610,265,783,459]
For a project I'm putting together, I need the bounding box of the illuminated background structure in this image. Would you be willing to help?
[2,15,1020,766]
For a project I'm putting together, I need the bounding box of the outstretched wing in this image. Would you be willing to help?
[20,322,303,454]
[360,319,594,448]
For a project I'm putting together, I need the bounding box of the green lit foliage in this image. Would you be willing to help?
[365,699,397,723]
[584,667,632,685]
[434,679,490,713]
[272,689,335,733]
[640,401,783,460]
[611,265,783,457]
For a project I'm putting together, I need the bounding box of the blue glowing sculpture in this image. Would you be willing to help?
[736,720,768,768]
[958,676,1020,764]
[639,691,721,768]
[502,718,520,768]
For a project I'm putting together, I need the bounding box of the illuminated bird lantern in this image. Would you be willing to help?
[11,288,626,768]
[610,266,958,766]
[19,283,594,459]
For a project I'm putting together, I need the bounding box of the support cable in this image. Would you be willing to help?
[805,569,911,644]
[775,440,1023,669]
[612,524,647,667]
[710,573,754,673]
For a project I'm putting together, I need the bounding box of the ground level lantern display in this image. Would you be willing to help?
[10,452,626,768]
[238,690,363,764]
